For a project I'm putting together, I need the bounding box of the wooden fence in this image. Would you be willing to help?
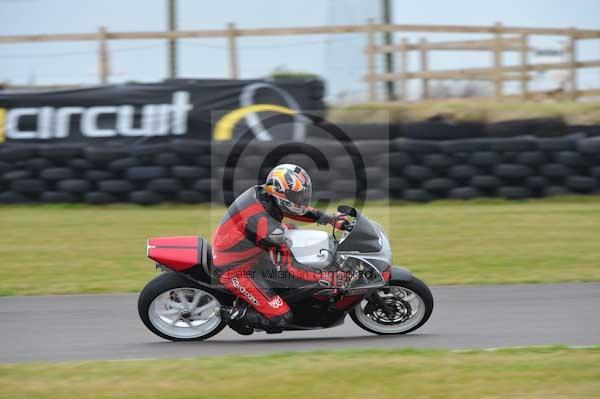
[364,20,600,101]
[1,21,599,101]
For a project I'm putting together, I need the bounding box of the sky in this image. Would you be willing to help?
[0,0,599,101]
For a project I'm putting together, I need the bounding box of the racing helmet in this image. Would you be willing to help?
[265,164,312,215]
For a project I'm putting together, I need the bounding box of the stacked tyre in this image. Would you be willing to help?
[387,135,599,201]
[0,141,214,204]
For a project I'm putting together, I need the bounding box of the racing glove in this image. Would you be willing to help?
[317,212,351,230]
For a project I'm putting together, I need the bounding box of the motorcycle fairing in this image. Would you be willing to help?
[285,229,335,269]
[147,236,204,271]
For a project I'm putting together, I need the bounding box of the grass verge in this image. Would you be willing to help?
[328,100,600,124]
[0,196,599,295]
[0,346,598,399]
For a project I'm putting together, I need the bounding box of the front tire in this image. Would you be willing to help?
[138,272,228,342]
[350,277,433,335]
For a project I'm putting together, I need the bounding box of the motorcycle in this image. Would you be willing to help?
[138,205,433,341]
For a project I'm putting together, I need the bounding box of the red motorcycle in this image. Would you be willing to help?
[138,205,433,341]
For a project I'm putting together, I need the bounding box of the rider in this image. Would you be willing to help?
[211,164,350,329]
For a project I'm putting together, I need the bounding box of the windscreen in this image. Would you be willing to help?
[336,211,382,253]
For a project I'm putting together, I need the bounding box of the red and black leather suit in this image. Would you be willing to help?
[211,185,332,322]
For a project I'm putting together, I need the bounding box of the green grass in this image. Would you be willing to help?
[328,99,600,125]
[0,196,599,295]
[0,347,598,399]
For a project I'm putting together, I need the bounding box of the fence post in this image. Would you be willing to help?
[568,28,578,101]
[520,33,529,100]
[419,38,429,100]
[366,18,377,102]
[398,38,408,101]
[493,22,504,99]
[98,26,109,84]
[227,22,239,79]
[167,0,178,78]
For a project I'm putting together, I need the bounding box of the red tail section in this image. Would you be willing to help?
[147,236,201,271]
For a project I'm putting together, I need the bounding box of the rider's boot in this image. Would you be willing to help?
[228,299,293,331]
[225,300,254,336]
[243,307,293,330]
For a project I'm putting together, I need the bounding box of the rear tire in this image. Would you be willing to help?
[138,272,228,342]
[350,277,433,335]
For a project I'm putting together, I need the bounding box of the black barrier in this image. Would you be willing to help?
[1,130,599,204]
[0,79,325,144]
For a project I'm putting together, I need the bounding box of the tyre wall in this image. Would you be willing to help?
[1,126,599,204]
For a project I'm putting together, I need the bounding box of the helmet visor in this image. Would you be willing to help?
[286,188,311,208]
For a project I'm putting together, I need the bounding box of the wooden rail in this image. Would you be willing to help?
[366,37,526,53]
[1,23,599,43]
[366,60,600,81]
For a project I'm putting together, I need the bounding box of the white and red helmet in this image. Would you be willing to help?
[265,164,312,215]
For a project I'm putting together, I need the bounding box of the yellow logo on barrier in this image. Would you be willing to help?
[0,108,5,143]
[213,104,296,141]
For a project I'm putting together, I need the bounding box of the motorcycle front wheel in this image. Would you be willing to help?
[138,272,228,341]
[350,277,433,335]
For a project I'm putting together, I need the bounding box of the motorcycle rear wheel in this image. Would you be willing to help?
[138,272,228,341]
[350,277,433,335]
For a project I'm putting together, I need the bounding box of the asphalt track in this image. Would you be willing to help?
[1,283,598,363]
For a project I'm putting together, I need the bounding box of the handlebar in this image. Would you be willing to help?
[332,207,356,242]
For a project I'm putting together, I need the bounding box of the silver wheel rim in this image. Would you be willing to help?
[354,286,426,334]
[148,287,222,339]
